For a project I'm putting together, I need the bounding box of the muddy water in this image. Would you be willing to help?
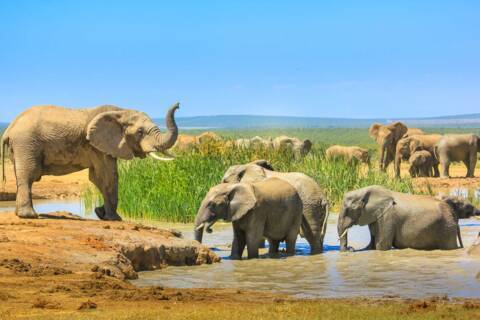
[134,214,480,299]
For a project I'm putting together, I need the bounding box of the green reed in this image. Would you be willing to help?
[81,141,416,222]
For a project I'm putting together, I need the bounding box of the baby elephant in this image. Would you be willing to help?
[409,150,435,177]
[194,178,303,259]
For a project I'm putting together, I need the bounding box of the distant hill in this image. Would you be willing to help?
[155,114,480,129]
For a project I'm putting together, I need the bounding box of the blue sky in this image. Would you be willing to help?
[1,1,479,121]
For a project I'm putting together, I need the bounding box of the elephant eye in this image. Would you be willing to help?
[137,128,144,135]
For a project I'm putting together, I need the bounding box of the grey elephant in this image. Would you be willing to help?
[409,150,435,177]
[1,103,179,220]
[217,160,328,254]
[369,122,408,171]
[273,135,312,159]
[325,145,370,164]
[338,185,460,251]
[437,195,480,248]
[394,134,442,178]
[436,134,480,178]
[194,178,303,259]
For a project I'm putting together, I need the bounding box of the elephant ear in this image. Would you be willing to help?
[368,123,381,139]
[227,183,257,222]
[358,187,395,226]
[391,122,408,142]
[86,111,134,160]
[251,159,274,171]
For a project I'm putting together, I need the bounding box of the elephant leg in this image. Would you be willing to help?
[268,239,280,256]
[285,229,298,256]
[89,157,121,221]
[384,149,395,171]
[468,151,477,178]
[13,152,41,219]
[246,231,261,259]
[231,228,246,259]
[441,158,450,178]
[374,225,394,250]
[433,163,440,177]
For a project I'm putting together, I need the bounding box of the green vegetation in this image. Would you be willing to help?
[83,137,415,222]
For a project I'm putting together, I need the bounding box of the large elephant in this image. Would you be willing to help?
[174,131,221,151]
[218,160,328,254]
[325,145,370,164]
[408,150,435,177]
[394,134,442,178]
[1,103,179,220]
[338,185,459,251]
[369,122,408,171]
[436,134,480,178]
[194,178,303,259]
[273,135,312,159]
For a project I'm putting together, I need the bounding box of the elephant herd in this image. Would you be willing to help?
[194,160,479,259]
[369,121,480,178]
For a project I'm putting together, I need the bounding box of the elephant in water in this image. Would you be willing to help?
[325,145,370,164]
[272,135,312,159]
[338,185,460,251]
[435,134,480,178]
[394,134,441,178]
[409,150,435,177]
[437,195,480,248]
[194,178,303,259]
[1,103,179,220]
[369,122,408,171]
[216,160,328,254]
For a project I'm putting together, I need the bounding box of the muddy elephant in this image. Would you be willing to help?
[219,160,328,254]
[194,178,303,259]
[338,185,460,251]
[409,150,435,177]
[273,135,312,159]
[437,195,480,248]
[394,134,442,178]
[436,134,480,178]
[1,103,179,220]
[325,145,370,164]
[369,122,408,171]
[174,131,221,151]
[406,128,425,136]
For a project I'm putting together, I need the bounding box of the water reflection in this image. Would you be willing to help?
[0,198,96,219]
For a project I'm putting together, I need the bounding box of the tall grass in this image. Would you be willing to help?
[82,141,416,222]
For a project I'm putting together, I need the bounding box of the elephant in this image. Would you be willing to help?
[1,103,179,220]
[405,128,425,136]
[325,145,370,164]
[436,195,480,248]
[408,150,435,177]
[194,178,303,259]
[234,136,273,149]
[218,160,328,254]
[435,134,480,178]
[272,135,312,159]
[174,131,221,151]
[338,185,460,251]
[394,134,442,178]
[369,122,408,171]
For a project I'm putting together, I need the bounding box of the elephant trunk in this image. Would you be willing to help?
[338,210,353,252]
[394,151,402,178]
[154,103,179,152]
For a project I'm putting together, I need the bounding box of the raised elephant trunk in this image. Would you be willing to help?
[154,102,179,152]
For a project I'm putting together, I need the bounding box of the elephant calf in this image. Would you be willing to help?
[409,150,435,177]
[338,185,460,251]
[194,178,303,259]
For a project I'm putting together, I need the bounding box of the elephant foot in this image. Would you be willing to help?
[310,247,323,255]
[340,246,355,252]
[95,207,122,221]
[16,207,38,219]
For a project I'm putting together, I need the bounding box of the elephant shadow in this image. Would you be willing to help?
[38,212,85,221]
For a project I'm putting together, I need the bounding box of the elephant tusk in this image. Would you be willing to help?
[195,223,205,231]
[339,229,349,240]
[148,152,175,161]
